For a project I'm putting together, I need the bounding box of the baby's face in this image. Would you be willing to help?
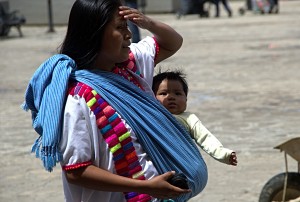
[155,79,187,115]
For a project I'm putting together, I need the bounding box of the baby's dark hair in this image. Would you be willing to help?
[152,70,188,96]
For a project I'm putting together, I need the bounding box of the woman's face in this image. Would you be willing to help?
[95,10,132,71]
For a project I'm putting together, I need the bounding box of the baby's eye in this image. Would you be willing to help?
[158,92,167,96]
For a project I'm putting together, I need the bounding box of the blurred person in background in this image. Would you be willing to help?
[124,0,141,42]
[215,0,232,17]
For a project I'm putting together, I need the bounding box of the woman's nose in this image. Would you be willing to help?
[125,27,132,40]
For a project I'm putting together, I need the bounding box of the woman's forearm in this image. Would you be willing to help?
[66,165,145,193]
[65,165,190,199]
[146,19,183,63]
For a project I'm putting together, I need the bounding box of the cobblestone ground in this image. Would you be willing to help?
[1,1,300,201]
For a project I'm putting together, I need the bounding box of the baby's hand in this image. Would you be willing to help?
[119,6,152,30]
[229,152,238,166]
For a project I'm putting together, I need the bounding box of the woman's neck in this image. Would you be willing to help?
[92,58,115,72]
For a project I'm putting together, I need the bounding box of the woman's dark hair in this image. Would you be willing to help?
[152,70,189,96]
[59,0,122,69]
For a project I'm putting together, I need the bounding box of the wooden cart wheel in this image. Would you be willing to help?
[259,172,300,202]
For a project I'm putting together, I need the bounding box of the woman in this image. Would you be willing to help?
[22,0,207,201]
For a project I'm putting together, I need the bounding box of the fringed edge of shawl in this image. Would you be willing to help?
[31,137,62,172]
[21,102,29,111]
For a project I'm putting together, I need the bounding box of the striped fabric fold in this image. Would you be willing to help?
[22,54,75,171]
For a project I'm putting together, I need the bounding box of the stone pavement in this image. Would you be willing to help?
[1,1,300,201]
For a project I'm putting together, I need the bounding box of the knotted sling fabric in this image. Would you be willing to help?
[22,54,74,170]
[22,54,207,201]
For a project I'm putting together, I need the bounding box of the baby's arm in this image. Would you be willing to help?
[65,166,190,199]
[119,6,183,64]
[188,114,237,165]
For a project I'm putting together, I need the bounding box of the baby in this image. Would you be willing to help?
[152,70,237,166]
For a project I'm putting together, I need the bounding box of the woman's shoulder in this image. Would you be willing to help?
[129,36,157,58]
[68,82,94,98]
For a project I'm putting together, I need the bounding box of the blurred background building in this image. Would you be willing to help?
[5,0,181,25]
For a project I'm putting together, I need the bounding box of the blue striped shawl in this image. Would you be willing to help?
[22,54,207,201]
